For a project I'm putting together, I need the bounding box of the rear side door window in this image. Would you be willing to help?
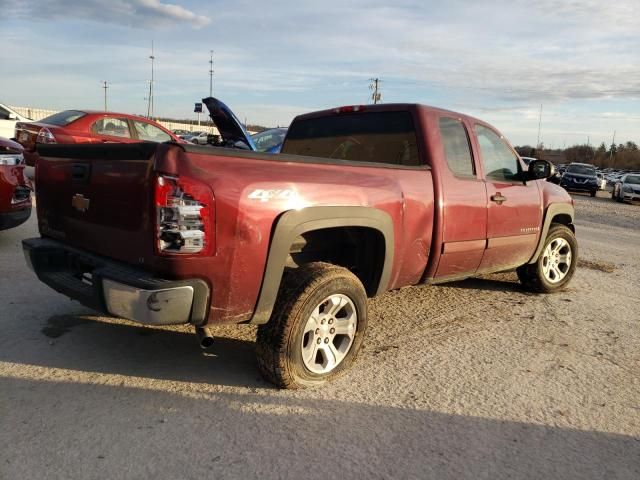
[131,120,171,142]
[439,117,475,177]
[474,125,520,181]
[93,118,131,139]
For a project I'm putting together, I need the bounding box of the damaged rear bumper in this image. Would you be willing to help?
[23,237,210,326]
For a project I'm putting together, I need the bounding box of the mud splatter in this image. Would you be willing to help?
[578,259,616,273]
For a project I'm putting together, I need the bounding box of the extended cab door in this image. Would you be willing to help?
[434,117,488,279]
[473,124,542,273]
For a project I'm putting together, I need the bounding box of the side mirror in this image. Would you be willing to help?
[8,113,18,120]
[527,159,555,181]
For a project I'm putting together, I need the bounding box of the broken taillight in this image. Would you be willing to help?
[154,174,214,256]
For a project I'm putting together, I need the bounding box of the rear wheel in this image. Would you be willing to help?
[517,224,577,293]
[590,189,597,197]
[256,262,368,389]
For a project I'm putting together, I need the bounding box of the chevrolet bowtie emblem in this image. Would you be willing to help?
[72,194,90,212]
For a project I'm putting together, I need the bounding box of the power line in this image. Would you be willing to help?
[369,78,382,104]
[209,50,214,98]
[101,81,109,111]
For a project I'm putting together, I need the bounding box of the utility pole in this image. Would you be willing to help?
[147,40,155,118]
[369,78,382,104]
[209,50,214,98]
[536,104,543,149]
[609,130,616,168]
[101,81,109,111]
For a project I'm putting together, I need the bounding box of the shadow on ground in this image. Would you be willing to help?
[0,377,638,479]
[0,312,265,389]
[443,273,529,294]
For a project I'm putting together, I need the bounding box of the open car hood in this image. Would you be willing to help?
[203,97,256,151]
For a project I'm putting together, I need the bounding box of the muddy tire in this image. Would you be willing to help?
[517,224,578,293]
[256,262,368,389]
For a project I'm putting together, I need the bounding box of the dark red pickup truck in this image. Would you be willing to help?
[23,102,577,388]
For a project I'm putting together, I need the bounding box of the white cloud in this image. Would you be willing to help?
[9,0,210,29]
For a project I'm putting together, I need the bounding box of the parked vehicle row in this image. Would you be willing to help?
[553,161,639,204]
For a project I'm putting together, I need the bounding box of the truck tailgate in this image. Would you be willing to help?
[35,143,159,266]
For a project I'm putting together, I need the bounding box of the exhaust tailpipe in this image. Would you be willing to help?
[195,326,214,349]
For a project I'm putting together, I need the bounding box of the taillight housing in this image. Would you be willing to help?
[36,127,56,144]
[154,174,214,256]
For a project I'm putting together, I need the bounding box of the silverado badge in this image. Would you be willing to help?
[71,194,90,212]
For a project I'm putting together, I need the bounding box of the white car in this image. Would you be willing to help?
[191,131,210,145]
[612,174,640,203]
[0,104,32,139]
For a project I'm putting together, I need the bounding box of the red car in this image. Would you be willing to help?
[0,137,31,230]
[14,110,182,166]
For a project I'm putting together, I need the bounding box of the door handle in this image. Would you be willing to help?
[491,193,507,205]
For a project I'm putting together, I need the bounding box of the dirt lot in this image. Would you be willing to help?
[1,192,639,479]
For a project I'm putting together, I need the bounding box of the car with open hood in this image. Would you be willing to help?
[200,97,256,150]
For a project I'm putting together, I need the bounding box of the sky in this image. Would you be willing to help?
[1,0,639,147]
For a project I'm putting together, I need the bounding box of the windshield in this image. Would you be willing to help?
[625,175,640,185]
[566,164,596,175]
[252,128,287,152]
[39,110,86,126]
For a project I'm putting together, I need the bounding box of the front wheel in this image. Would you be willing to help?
[517,224,578,293]
[615,189,623,203]
[256,262,368,389]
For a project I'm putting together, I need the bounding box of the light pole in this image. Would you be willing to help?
[209,50,214,98]
[147,41,155,118]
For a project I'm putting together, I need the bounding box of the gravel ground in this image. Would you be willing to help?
[1,193,639,479]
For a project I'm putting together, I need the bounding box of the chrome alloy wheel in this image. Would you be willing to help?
[542,237,572,284]
[301,294,357,374]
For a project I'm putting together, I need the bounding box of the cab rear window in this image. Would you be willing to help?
[282,111,421,167]
[39,110,86,126]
